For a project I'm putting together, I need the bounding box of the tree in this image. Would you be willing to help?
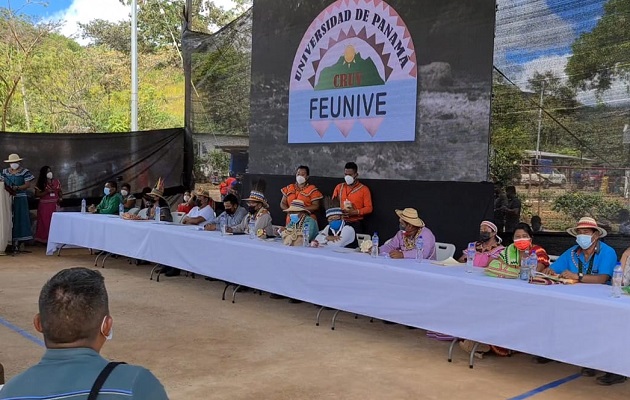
[79,19,132,54]
[566,0,630,93]
[0,6,59,130]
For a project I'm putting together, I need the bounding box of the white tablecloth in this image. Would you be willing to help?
[47,212,630,376]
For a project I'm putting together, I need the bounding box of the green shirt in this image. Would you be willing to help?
[0,348,168,399]
[96,193,123,215]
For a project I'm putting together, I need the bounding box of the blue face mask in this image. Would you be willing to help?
[104,187,111,196]
[576,234,593,250]
[329,220,342,230]
[289,214,300,224]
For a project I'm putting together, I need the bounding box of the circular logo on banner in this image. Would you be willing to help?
[289,0,417,143]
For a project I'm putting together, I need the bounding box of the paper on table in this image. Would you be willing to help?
[431,257,462,266]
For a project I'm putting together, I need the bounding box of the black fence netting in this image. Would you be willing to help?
[0,128,185,206]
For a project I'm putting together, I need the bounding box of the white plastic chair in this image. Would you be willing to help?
[172,211,186,224]
[137,208,148,219]
[435,242,456,261]
[356,233,371,246]
[127,207,140,215]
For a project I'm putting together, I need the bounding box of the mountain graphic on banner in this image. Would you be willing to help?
[315,53,384,91]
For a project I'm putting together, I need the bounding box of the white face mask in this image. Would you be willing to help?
[344,175,355,185]
[10,163,19,170]
[101,316,113,340]
[296,175,307,185]
[120,190,128,197]
[46,172,53,179]
[183,195,191,202]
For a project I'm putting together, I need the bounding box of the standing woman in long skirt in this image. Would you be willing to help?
[34,165,62,243]
[0,181,11,255]
[1,154,34,247]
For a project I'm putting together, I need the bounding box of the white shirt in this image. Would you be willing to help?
[186,205,215,225]
[315,224,355,248]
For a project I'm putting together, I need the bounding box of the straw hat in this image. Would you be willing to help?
[195,189,211,198]
[4,153,23,163]
[149,177,165,200]
[284,199,308,213]
[566,216,607,238]
[395,208,425,228]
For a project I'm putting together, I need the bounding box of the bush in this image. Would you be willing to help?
[552,192,624,222]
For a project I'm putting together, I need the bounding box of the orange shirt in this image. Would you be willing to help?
[332,181,373,222]
[281,182,323,222]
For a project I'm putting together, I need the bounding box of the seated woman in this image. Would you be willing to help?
[460,222,550,357]
[379,208,436,260]
[177,190,194,214]
[457,220,504,267]
[120,183,137,212]
[312,199,356,248]
[280,199,318,246]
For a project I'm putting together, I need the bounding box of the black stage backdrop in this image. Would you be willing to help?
[245,175,494,253]
[0,129,186,206]
[249,0,496,181]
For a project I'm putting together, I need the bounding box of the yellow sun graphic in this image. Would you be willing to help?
[343,45,356,67]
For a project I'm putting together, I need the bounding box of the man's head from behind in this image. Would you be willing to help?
[35,268,111,351]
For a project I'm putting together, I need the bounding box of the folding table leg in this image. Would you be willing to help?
[221,283,232,301]
[331,310,341,330]
[101,253,112,268]
[94,251,104,266]
[231,285,242,303]
[469,342,481,369]
[56,244,66,256]
[447,338,458,362]
[150,264,162,282]
[315,306,326,326]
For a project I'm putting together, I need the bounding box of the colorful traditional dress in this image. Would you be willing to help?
[1,167,34,242]
[35,178,62,243]
[281,182,323,223]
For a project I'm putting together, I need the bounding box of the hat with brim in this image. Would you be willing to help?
[149,178,166,200]
[395,208,425,228]
[284,199,308,213]
[195,189,211,199]
[4,153,23,163]
[243,190,268,208]
[567,216,607,238]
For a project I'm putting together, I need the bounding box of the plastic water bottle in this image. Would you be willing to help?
[81,198,86,213]
[466,242,476,273]
[415,235,424,262]
[520,250,531,280]
[248,218,255,239]
[302,222,310,247]
[154,206,160,222]
[219,214,227,235]
[612,262,623,298]
[371,232,379,257]
[118,202,124,217]
[528,252,538,280]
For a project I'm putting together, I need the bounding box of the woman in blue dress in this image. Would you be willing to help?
[2,154,34,245]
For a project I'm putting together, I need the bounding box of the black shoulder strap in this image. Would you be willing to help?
[87,361,127,400]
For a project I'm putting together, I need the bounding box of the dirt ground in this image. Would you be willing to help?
[1,247,629,399]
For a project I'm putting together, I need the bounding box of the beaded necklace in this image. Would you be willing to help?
[570,246,597,274]
[402,229,421,250]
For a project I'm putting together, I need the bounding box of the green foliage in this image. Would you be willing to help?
[553,192,624,222]
[566,0,630,93]
[194,150,229,181]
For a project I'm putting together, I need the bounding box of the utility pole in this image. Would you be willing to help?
[131,0,138,131]
[535,80,545,161]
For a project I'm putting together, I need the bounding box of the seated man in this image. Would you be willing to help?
[230,184,274,237]
[88,181,123,215]
[540,216,623,385]
[0,268,168,399]
[312,200,356,248]
[181,189,215,226]
[379,208,436,260]
[204,194,248,231]
[280,199,318,246]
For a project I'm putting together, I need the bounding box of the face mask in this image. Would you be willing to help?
[46,172,53,179]
[479,232,492,242]
[104,187,111,196]
[183,195,191,202]
[513,238,531,251]
[289,214,300,224]
[576,234,593,249]
[344,175,355,185]
[145,200,153,208]
[399,223,407,231]
[248,205,257,214]
[10,163,19,170]
[120,190,128,197]
[296,175,306,185]
[329,220,343,230]
[101,316,113,341]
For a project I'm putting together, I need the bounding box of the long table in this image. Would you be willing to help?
[47,212,630,376]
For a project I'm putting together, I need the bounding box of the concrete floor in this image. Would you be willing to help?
[1,247,628,399]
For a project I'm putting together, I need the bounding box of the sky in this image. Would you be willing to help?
[0,0,239,39]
